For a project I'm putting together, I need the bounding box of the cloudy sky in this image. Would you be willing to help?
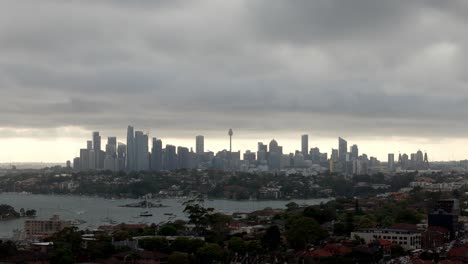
[1,0,468,162]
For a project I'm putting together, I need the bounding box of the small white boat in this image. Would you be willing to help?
[140,211,153,217]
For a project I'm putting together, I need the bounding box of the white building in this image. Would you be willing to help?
[351,228,421,250]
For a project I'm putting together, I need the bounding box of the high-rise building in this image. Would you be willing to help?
[104,137,118,171]
[163,145,177,171]
[331,149,339,161]
[117,143,127,171]
[301,134,308,158]
[196,135,204,155]
[126,126,135,171]
[310,147,321,163]
[350,144,359,161]
[338,137,348,162]
[177,146,191,169]
[87,141,93,150]
[151,138,163,171]
[135,131,149,171]
[92,132,102,169]
[388,153,395,172]
[73,157,80,170]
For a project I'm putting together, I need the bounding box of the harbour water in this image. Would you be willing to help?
[0,193,331,238]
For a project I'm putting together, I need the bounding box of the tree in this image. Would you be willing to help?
[138,237,170,253]
[158,224,178,236]
[285,202,299,211]
[228,237,246,254]
[246,240,262,255]
[25,209,37,217]
[0,241,17,258]
[196,243,224,264]
[286,216,328,249]
[183,197,214,234]
[50,244,74,264]
[171,237,205,254]
[261,225,281,251]
[168,252,190,264]
[47,227,82,254]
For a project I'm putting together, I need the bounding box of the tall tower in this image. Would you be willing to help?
[93,132,101,169]
[126,126,135,171]
[196,135,204,154]
[301,134,308,158]
[228,129,233,153]
[228,129,233,170]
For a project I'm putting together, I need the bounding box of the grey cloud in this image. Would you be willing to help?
[0,0,467,140]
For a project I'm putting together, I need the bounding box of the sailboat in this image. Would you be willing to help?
[139,196,153,217]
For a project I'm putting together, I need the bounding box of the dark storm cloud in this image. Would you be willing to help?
[1,0,468,138]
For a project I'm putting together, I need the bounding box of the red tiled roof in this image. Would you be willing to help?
[378,239,393,246]
[391,223,418,231]
[310,249,333,257]
[447,245,468,259]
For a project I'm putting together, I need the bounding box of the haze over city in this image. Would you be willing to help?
[1,0,468,162]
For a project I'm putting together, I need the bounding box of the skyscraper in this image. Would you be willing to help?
[151,138,163,171]
[104,137,117,171]
[126,126,135,171]
[177,146,191,169]
[164,145,177,171]
[388,153,395,172]
[117,143,127,171]
[338,137,348,162]
[93,132,101,169]
[301,134,308,158]
[196,135,204,155]
[350,144,359,161]
[135,131,149,171]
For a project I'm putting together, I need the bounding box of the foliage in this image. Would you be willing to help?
[168,252,190,264]
[47,227,83,254]
[261,225,281,251]
[158,224,178,236]
[138,237,170,253]
[0,241,17,258]
[286,215,328,249]
[196,243,225,264]
[170,237,205,254]
[183,197,214,234]
[228,237,246,254]
[0,204,19,218]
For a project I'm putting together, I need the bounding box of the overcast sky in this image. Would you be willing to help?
[1,0,468,162]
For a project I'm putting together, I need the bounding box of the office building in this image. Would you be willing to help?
[388,153,395,172]
[301,134,308,157]
[92,132,102,169]
[338,137,347,163]
[134,131,149,171]
[196,135,204,155]
[177,146,191,169]
[151,138,163,171]
[350,144,358,161]
[126,126,135,171]
[163,145,178,171]
[331,149,339,161]
[117,143,127,171]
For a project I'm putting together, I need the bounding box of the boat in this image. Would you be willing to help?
[163,213,174,216]
[139,197,153,217]
[140,211,153,217]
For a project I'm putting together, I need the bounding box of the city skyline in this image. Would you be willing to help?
[2,128,467,163]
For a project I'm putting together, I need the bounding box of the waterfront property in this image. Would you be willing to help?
[24,215,71,239]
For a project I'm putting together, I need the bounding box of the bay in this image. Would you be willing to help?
[0,193,331,238]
